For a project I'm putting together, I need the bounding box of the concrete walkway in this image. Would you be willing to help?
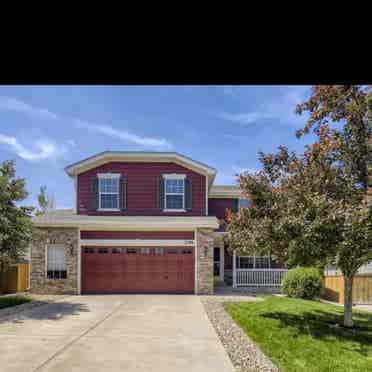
[354,304,372,312]
[0,295,235,372]
[321,299,372,313]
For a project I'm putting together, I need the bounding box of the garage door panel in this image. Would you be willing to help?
[82,246,194,294]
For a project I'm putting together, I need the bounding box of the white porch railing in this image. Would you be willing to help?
[235,269,287,287]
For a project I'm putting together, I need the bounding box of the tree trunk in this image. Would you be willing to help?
[343,275,354,327]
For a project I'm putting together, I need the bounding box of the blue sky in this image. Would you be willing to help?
[0,85,315,209]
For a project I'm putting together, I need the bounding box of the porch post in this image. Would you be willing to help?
[220,245,224,281]
[233,250,237,288]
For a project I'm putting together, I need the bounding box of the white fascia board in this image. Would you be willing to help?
[80,239,195,247]
[33,215,219,231]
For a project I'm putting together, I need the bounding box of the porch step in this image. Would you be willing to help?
[214,280,229,288]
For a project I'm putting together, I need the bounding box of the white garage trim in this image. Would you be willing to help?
[80,239,195,247]
[77,228,81,295]
[33,213,219,231]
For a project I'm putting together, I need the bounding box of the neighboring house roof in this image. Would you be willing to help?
[209,185,241,198]
[64,151,217,188]
[32,210,219,231]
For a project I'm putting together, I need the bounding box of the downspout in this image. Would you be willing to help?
[194,228,198,294]
[205,173,208,216]
[74,176,78,213]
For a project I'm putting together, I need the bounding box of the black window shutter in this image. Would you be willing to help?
[91,176,99,211]
[185,178,192,211]
[157,176,165,210]
[119,176,127,210]
[232,199,239,213]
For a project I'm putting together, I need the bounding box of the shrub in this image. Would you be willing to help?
[282,267,324,299]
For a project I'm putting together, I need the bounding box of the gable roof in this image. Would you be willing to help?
[64,151,217,187]
[209,185,242,198]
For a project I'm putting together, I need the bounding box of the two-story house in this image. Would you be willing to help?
[30,151,285,295]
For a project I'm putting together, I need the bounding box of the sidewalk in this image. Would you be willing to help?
[321,298,372,313]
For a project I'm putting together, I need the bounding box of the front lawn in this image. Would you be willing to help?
[0,296,31,310]
[225,296,372,372]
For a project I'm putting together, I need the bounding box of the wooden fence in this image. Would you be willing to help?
[324,274,372,304]
[0,263,29,294]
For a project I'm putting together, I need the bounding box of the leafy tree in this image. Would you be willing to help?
[228,85,372,327]
[37,185,55,215]
[0,160,33,272]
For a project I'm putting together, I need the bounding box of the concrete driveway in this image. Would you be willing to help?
[0,295,234,372]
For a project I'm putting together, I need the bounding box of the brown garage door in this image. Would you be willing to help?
[81,246,194,294]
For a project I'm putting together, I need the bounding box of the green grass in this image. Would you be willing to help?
[224,296,372,372]
[0,296,31,310]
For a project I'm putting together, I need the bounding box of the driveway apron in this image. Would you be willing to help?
[0,295,234,372]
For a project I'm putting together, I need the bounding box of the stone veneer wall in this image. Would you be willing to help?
[30,227,79,294]
[195,228,214,295]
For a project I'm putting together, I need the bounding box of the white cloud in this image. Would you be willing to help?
[221,87,238,98]
[215,166,259,185]
[0,96,173,152]
[0,133,61,161]
[232,166,258,175]
[66,139,77,147]
[221,86,253,100]
[217,112,275,125]
[75,119,172,149]
[216,86,310,126]
[0,96,58,120]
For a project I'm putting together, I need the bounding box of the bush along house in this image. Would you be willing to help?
[30,151,286,295]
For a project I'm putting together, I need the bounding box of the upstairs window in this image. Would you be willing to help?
[98,173,120,210]
[164,175,185,210]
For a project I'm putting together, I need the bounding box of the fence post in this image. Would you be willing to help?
[233,250,237,288]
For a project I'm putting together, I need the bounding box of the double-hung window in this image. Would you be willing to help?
[98,173,120,210]
[47,245,67,279]
[164,174,185,211]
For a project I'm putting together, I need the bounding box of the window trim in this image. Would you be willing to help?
[97,173,120,211]
[46,244,67,280]
[163,174,186,212]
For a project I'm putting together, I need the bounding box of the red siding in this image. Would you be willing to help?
[80,231,194,240]
[77,162,206,216]
[208,198,236,220]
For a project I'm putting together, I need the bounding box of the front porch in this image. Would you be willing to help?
[213,234,287,290]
